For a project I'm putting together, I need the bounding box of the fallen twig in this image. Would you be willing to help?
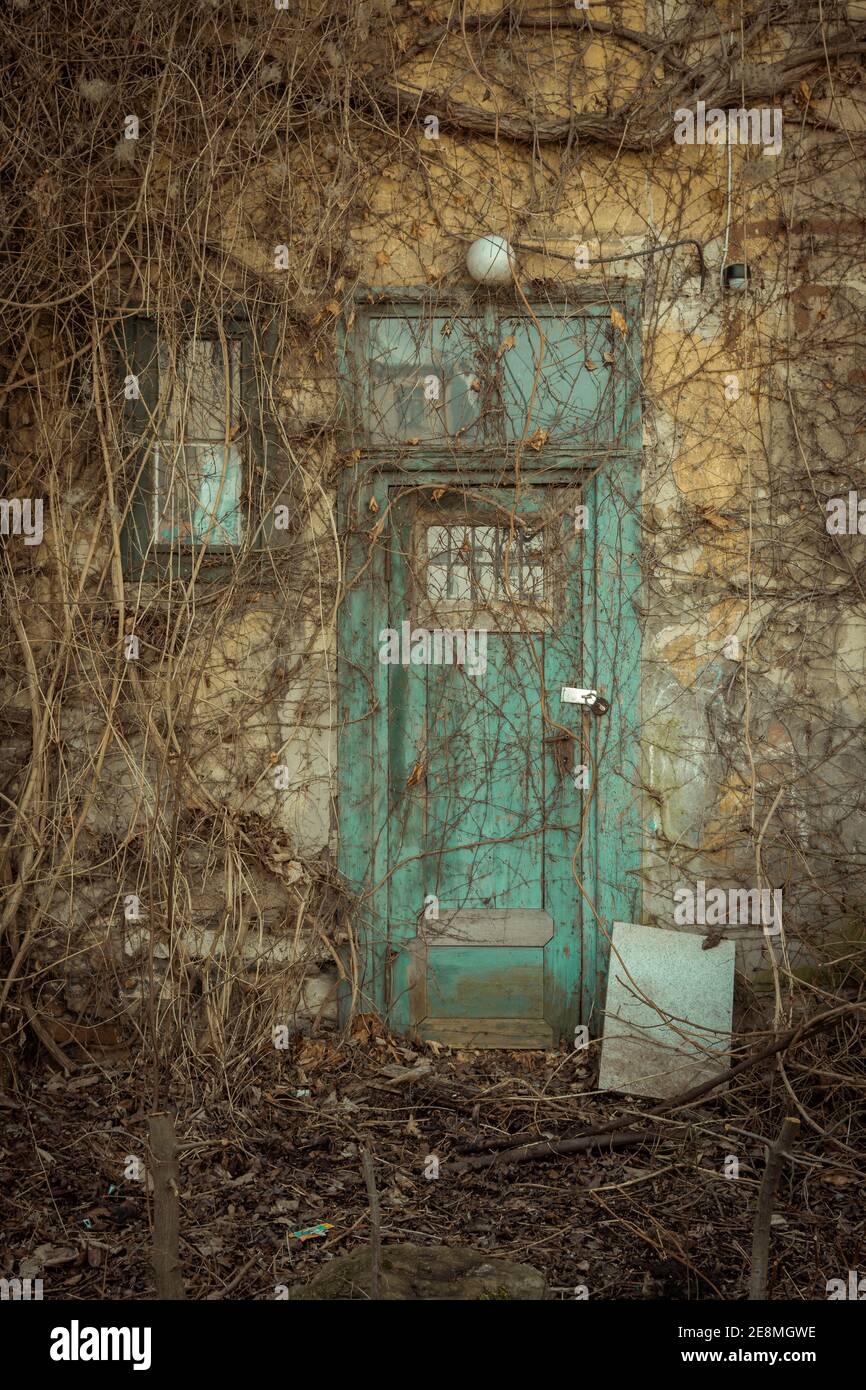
[205,1252,258,1301]
[360,1146,382,1300]
[749,1116,800,1301]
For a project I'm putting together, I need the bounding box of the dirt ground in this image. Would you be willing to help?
[1,1018,862,1301]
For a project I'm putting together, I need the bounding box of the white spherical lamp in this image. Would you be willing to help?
[466,234,516,285]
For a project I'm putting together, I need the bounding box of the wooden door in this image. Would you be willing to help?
[338,291,642,1045]
[385,485,586,1047]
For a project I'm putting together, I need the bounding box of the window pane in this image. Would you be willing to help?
[499,315,614,443]
[368,316,485,443]
[155,443,243,546]
[159,337,240,442]
[426,524,545,602]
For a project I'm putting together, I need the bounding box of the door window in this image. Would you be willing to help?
[425,523,545,603]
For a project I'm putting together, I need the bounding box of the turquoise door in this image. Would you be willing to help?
[338,293,642,1047]
[386,485,587,1047]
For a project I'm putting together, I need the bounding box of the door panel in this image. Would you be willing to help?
[425,635,545,907]
[387,485,585,1047]
[427,947,545,1017]
[425,908,554,945]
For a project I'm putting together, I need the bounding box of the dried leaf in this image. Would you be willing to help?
[375,250,391,267]
[584,357,598,372]
[227,1170,255,1187]
[821,1170,855,1187]
[324,299,341,316]
[368,496,379,513]
[528,426,549,451]
[611,307,628,337]
[406,760,426,788]
[27,1243,79,1269]
[496,334,516,359]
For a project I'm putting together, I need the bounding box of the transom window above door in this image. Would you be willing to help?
[349,300,621,449]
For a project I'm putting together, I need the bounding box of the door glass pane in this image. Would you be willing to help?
[368,316,486,444]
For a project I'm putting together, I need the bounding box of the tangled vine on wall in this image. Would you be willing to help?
[0,1,864,1125]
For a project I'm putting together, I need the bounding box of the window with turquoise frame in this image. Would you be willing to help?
[349,299,619,452]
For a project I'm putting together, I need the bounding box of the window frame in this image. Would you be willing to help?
[410,488,564,633]
[115,310,276,581]
[341,285,634,462]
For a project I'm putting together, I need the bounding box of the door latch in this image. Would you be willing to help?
[560,686,610,717]
[544,731,575,779]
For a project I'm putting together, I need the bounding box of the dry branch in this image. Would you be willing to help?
[370,35,866,150]
[749,1116,800,1301]
[360,1146,382,1300]
[148,1112,185,1301]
